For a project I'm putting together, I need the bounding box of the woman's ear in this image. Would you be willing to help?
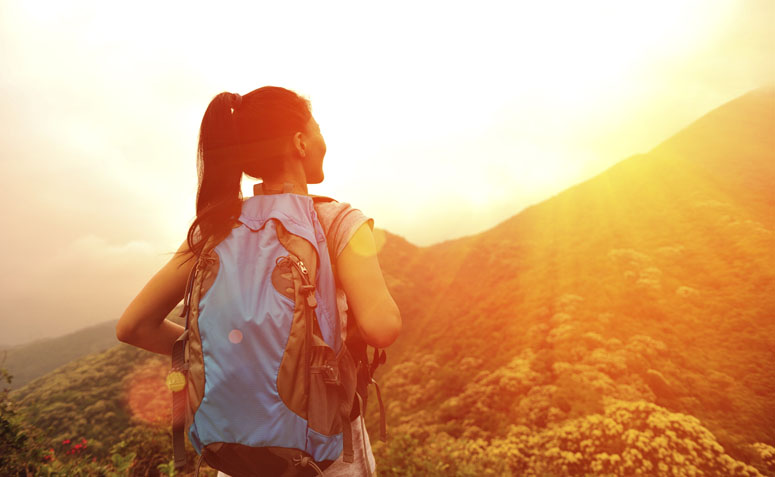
[292,131,306,158]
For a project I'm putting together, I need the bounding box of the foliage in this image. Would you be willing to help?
[10,344,148,459]
[376,400,767,476]
[1,358,47,475]
[6,346,215,476]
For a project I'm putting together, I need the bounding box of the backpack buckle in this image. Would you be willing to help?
[323,364,339,384]
[312,363,340,384]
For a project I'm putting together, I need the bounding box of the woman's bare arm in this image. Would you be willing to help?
[336,223,402,348]
[115,241,193,356]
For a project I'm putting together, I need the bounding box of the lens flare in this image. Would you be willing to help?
[229,329,243,344]
[125,359,171,425]
[372,228,387,254]
[348,226,387,258]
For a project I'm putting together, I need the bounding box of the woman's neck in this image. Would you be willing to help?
[259,160,310,195]
[260,177,308,195]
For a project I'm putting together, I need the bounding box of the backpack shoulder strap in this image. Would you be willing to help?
[309,192,388,438]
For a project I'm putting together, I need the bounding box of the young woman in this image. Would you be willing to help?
[116,86,401,476]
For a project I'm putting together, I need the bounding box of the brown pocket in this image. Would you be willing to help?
[308,344,357,436]
[308,344,341,435]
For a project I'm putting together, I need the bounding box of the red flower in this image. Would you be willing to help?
[82,438,87,443]
[92,457,97,463]
[49,448,55,453]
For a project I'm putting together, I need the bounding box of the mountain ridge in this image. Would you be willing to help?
[2,319,120,390]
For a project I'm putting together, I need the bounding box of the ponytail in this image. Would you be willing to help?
[186,92,243,258]
[184,86,313,258]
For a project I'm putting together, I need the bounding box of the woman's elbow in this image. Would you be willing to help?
[116,309,144,345]
[376,314,402,348]
[115,320,136,344]
[363,303,402,349]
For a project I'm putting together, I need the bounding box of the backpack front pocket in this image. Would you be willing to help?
[308,341,356,435]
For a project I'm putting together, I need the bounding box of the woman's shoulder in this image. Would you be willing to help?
[313,197,360,229]
[313,197,349,222]
[313,199,373,258]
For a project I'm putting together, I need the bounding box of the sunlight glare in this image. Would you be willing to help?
[126,359,171,425]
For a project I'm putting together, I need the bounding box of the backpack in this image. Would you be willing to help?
[167,184,385,477]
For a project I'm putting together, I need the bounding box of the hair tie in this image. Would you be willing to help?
[231,93,242,111]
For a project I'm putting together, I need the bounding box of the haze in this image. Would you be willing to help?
[0,0,772,346]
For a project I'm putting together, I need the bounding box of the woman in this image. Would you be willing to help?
[116,86,401,476]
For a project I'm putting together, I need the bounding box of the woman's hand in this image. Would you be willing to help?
[337,223,402,348]
[115,241,193,355]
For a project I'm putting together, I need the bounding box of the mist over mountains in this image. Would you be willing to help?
[7,86,775,475]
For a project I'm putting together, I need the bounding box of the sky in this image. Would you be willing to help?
[0,0,773,346]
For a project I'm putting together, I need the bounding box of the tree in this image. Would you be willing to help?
[1,356,46,475]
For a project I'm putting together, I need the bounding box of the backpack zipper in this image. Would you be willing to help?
[279,256,317,308]
[296,259,309,276]
[294,259,317,308]
[279,256,309,279]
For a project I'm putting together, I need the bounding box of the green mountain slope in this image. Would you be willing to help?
[8,342,204,475]
[651,85,775,225]
[11,343,155,456]
[1,305,189,392]
[2,319,120,390]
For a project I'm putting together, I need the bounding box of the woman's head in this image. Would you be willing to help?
[233,87,325,182]
[188,86,324,256]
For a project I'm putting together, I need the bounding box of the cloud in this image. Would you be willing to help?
[0,235,169,346]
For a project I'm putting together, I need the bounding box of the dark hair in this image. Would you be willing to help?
[185,86,312,258]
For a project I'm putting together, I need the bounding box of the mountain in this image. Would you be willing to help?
[8,87,775,476]
[651,85,774,225]
[380,86,774,377]
[1,305,188,391]
[1,319,120,390]
[368,86,775,475]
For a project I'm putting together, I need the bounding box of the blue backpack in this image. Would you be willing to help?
[168,185,364,476]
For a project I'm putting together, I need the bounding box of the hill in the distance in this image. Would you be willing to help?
[10,86,775,476]
[2,319,119,390]
[2,306,186,391]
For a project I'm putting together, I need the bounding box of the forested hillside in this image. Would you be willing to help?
[4,87,774,476]
[368,86,775,475]
[1,319,119,390]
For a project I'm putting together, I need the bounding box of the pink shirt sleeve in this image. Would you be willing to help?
[314,201,374,258]
[313,199,374,341]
